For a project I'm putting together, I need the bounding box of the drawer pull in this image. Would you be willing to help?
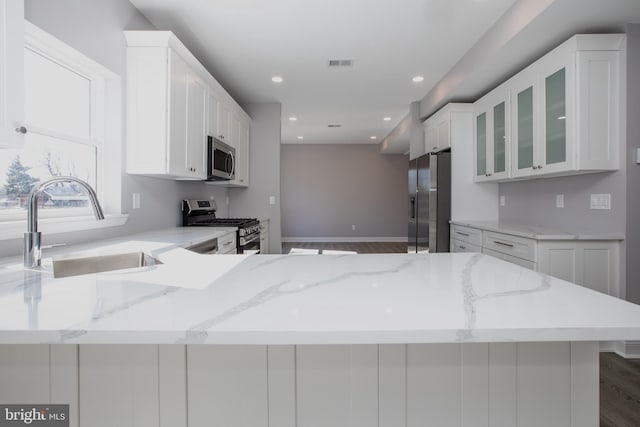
[456,231,470,237]
[223,241,234,247]
[493,240,514,248]
[459,245,467,250]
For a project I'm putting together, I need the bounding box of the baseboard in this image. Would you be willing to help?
[282,237,407,243]
[600,341,640,359]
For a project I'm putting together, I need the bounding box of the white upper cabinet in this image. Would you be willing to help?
[125,41,206,180]
[229,117,250,187]
[474,83,510,182]
[423,104,462,153]
[0,0,25,149]
[125,31,251,182]
[475,34,623,182]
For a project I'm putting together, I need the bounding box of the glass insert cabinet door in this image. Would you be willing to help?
[476,112,487,177]
[545,68,567,165]
[516,85,534,171]
[493,101,506,174]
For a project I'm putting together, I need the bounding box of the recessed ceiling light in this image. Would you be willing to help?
[289,116,297,121]
[412,75,424,83]
[328,124,342,128]
[271,76,284,83]
[297,136,304,140]
[370,136,377,140]
[383,117,392,121]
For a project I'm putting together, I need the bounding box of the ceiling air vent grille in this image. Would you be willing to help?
[328,59,353,67]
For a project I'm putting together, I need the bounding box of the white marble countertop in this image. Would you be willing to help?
[1,228,640,345]
[450,220,625,241]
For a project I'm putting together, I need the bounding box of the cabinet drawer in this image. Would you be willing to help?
[483,231,536,262]
[450,224,482,246]
[483,248,536,271]
[450,239,481,253]
[218,231,236,254]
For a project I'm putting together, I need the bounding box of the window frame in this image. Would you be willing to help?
[0,21,127,240]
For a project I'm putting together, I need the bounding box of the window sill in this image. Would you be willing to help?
[0,214,129,241]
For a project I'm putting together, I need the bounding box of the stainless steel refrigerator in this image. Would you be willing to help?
[408,151,451,253]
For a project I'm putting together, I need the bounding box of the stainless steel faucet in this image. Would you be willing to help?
[24,176,105,268]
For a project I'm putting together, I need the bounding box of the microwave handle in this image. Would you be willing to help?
[226,152,235,178]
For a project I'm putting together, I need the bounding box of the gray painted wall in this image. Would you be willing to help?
[229,103,282,254]
[499,172,625,234]
[281,144,408,239]
[0,0,229,258]
[625,24,640,304]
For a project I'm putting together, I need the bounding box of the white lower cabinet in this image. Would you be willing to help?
[217,230,237,254]
[451,223,621,297]
[0,342,600,427]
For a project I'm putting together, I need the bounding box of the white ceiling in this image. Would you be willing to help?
[129,0,519,145]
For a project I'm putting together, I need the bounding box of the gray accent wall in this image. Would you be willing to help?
[0,0,229,258]
[229,103,282,254]
[625,24,640,304]
[281,144,408,240]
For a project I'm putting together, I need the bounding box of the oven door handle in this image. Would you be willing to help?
[243,234,261,245]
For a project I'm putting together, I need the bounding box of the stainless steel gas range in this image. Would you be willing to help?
[182,199,261,254]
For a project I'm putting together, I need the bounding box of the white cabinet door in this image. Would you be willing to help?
[207,92,219,136]
[217,101,231,143]
[168,51,190,178]
[537,44,574,175]
[0,0,25,148]
[435,113,451,151]
[474,86,510,182]
[510,68,539,179]
[424,120,437,153]
[538,240,619,296]
[187,73,207,179]
[230,117,250,187]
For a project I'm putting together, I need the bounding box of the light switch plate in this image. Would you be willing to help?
[556,194,564,208]
[499,195,505,207]
[269,196,276,205]
[590,193,611,210]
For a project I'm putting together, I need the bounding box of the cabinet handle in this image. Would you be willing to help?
[15,126,27,134]
[456,231,470,237]
[493,240,514,248]
[433,146,438,150]
[223,241,234,247]
[485,173,492,177]
[537,165,542,169]
[459,245,467,250]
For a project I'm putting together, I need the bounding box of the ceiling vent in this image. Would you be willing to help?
[328,59,353,67]
[328,124,342,128]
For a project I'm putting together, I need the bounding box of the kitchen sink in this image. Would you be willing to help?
[52,252,162,278]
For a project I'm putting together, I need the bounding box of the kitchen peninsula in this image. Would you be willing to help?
[1,228,640,426]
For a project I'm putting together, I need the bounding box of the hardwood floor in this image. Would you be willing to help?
[600,352,640,427]
[281,241,408,254]
[283,243,640,426]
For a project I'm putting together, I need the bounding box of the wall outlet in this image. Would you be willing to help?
[226,196,229,205]
[556,194,564,208]
[132,193,141,209]
[590,193,611,210]
[269,196,276,205]
[499,195,505,207]
[352,225,356,231]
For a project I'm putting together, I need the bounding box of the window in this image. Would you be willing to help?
[0,21,126,237]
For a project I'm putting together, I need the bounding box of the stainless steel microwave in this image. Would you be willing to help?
[207,136,235,181]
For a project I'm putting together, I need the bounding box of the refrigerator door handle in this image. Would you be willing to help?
[409,196,416,220]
